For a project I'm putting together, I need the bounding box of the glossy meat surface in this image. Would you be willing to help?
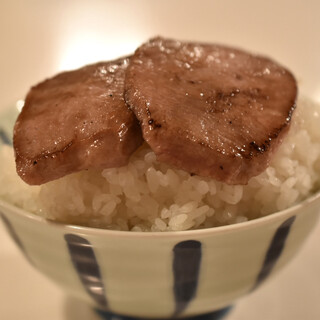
[14,58,143,185]
[125,37,297,184]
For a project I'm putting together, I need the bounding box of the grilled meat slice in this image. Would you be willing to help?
[14,57,143,185]
[125,37,297,185]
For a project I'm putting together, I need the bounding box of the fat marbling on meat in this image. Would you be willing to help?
[14,58,143,185]
[125,37,297,185]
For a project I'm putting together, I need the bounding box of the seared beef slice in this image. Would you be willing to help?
[14,58,142,185]
[125,37,297,185]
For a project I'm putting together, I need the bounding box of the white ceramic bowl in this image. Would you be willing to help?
[0,184,319,318]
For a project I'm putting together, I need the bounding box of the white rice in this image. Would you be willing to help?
[1,96,320,231]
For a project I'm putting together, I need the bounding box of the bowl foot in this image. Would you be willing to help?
[95,305,233,320]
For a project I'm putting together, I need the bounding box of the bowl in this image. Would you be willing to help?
[0,80,320,319]
[0,184,319,318]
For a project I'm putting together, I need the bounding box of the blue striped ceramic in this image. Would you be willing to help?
[0,192,319,318]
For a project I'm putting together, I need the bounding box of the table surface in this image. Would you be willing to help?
[1,1,320,319]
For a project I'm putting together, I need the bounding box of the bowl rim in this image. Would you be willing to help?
[1,188,320,239]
